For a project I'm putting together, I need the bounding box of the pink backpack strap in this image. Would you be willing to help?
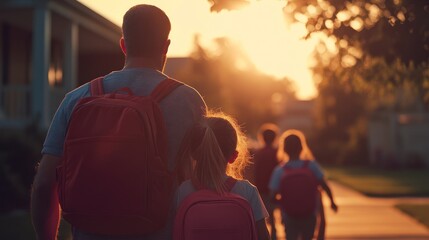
[90,77,104,96]
[151,78,182,102]
[192,177,237,192]
[302,160,310,168]
[223,177,237,192]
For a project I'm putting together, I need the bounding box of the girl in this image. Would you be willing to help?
[175,112,270,240]
[269,129,338,240]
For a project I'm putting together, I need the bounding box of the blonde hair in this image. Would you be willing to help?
[277,129,315,162]
[181,111,250,193]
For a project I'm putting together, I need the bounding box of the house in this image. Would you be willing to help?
[368,111,429,168]
[0,0,123,131]
[277,99,315,136]
[164,57,190,79]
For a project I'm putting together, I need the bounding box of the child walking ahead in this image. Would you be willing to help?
[269,129,338,240]
[174,112,270,240]
[253,123,280,239]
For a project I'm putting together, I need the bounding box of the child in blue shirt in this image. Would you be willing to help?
[269,129,338,240]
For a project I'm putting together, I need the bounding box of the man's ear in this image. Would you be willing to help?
[120,37,127,56]
[228,150,239,164]
[163,39,171,54]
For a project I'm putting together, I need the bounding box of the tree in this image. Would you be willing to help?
[309,41,372,164]
[208,0,250,12]
[285,0,428,64]
[206,0,429,107]
[205,0,429,165]
[283,0,429,109]
[208,0,429,65]
[310,37,429,164]
[176,36,296,134]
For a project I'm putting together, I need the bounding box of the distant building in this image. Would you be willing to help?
[164,57,190,79]
[0,0,123,130]
[277,99,315,136]
[368,112,429,168]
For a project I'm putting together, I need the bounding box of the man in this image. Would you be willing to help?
[31,4,206,240]
[253,123,280,240]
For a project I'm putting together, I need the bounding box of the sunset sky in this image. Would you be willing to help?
[78,0,321,100]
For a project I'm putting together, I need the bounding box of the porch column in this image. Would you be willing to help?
[64,20,78,92]
[31,2,51,130]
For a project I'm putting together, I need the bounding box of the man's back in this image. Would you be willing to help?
[43,68,206,239]
[31,5,207,240]
[44,68,205,170]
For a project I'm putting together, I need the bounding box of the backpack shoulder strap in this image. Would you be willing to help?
[223,177,237,192]
[151,78,183,102]
[90,77,104,96]
[191,177,237,192]
[191,179,204,191]
[282,163,290,171]
[302,160,310,168]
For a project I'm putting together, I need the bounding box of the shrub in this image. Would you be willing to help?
[0,126,44,213]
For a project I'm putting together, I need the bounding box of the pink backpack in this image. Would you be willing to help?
[173,178,258,240]
[279,160,319,218]
[57,77,182,236]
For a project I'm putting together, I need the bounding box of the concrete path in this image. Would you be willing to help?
[270,181,429,240]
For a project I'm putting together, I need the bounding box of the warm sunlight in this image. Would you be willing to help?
[78,0,320,100]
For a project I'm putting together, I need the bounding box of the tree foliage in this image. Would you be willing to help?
[310,44,371,164]
[208,0,250,12]
[284,0,428,65]
[311,39,429,164]
[176,36,296,135]
[206,0,429,110]
[287,0,429,110]
[208,0,429,65]
[205,0,429,164]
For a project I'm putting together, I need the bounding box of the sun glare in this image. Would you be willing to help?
[78,0,319,100]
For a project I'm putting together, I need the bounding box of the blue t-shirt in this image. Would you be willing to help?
[268,159,324,193]
[43,68,207,240]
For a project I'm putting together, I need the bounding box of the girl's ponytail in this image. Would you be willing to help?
[192,124,227,193]
[188,111,251,193]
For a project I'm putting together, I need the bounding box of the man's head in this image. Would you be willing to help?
[121,5,171,59]
[258,123,279,146]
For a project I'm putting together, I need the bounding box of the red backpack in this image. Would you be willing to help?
[57,77,182,236]
[279,160,319,218]
[173,178,258,240]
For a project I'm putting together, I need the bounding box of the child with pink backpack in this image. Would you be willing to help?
[269,129,338,240]
[173,112,270,240]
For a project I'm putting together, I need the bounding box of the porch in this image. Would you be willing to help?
[0,0,123,130]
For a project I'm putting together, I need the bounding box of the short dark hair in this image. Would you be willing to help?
[258,123,279,146]
[262,129,276,145]
[283,134,302,156]
[122,4,171,58]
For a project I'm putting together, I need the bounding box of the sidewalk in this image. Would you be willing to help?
[271,181,429,240]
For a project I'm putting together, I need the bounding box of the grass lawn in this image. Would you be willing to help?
[323,165,429,197]
[0,211,35,240]
[0,211,72,240]
[396,204,429,229]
